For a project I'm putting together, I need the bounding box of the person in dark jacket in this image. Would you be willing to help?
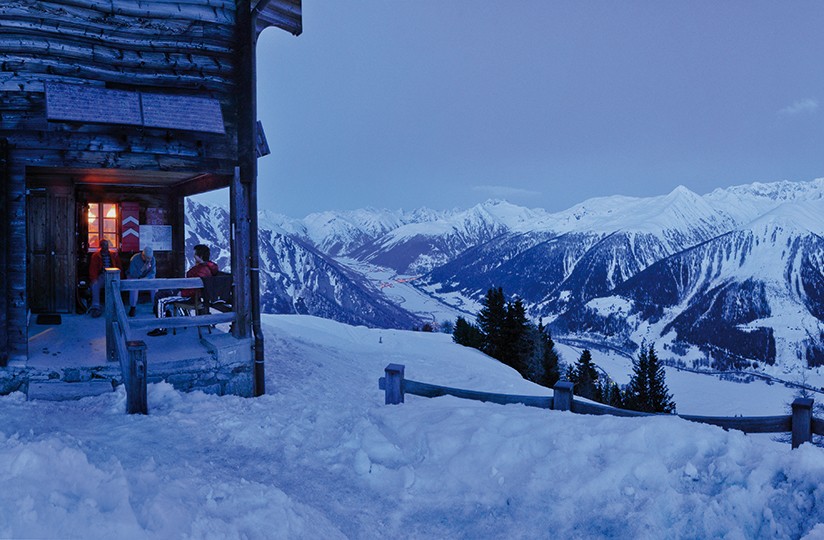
[89,238,121,318]
[148,244,218,336]
[126,246,157,317]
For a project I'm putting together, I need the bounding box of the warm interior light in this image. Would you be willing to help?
[105,205,117,218]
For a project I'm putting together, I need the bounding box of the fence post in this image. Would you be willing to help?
[791,397,813,449]
[553,381,574,411]
[127,340,148,415]
[384,363,405,405]
[105,269,120,362]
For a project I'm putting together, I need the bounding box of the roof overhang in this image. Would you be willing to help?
[253,0,302,37]
[26,167,231,197]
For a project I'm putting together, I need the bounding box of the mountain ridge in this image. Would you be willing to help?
[190,177,824,372]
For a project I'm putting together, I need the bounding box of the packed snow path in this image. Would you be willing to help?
[0,315,822,538]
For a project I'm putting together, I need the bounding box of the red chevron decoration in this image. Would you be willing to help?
[121,202,140,252]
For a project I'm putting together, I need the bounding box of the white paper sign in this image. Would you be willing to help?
[139,225,173,251]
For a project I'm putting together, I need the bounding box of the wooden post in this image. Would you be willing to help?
[105,269,120,362]
[7,159,26,361]
[126,340,148,415]
[384,363,405,405]
[0,139,7,366]
[792,398,814,449]
[553,381,574,411]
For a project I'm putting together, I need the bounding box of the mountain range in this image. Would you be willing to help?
[186,177,824,373]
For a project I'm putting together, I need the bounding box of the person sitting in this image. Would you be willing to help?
[148,244,219,336]
[88,238,121,318]
[126,246,156,317]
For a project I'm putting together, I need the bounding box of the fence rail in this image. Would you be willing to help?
[104,269,238,414]
[379,364,823,449]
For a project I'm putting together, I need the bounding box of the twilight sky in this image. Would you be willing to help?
[221,1,824,217]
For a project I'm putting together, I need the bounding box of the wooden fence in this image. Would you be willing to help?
[379,363,823,449]
[104,268,237,414]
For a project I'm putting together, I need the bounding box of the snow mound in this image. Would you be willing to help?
[0,315,821,538]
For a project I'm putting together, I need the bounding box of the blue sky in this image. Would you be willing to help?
[220,1,824,217]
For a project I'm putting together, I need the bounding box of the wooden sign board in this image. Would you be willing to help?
[45,83,225,134]
[142,94,225,134]
[45,83,142,126]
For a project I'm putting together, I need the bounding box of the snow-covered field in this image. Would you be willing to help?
[2,314,823,539]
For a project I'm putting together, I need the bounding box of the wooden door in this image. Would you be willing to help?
[27,186,75,313]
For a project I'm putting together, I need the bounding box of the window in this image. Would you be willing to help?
[88,203,119,251]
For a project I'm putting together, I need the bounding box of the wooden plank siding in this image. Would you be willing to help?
[0,139,6,365]
[0,0,242,177]
[6,157,26,361]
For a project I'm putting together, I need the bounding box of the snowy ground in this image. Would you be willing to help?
[2,314,824,539]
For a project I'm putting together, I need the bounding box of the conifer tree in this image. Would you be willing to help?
[477,287,507,361]
[625,345,650,412]
[647,345,675,413]
[625,344,675,413]
[453,316,483,349]
[569,349,600,401]
[502,297,530,375]
[604,380,625,408]
[536,319,561,388]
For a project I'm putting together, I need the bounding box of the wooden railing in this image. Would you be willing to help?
[379,364,823,449]
[104,268,237,414]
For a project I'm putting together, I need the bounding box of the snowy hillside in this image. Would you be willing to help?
[556,198,824,370]
[2,315,823,538]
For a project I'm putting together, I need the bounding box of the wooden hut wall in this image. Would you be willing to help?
[1,1,250,360]
[6,157,26,361]
[0,0,240,173]
[0,139,7,365]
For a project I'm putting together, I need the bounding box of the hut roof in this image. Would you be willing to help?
[254,0,302,36]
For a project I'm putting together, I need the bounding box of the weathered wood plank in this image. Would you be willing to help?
[678,414,791,434]
[0,17,233,53]
[118,277,203,291]
[128,312,235,330]
[0,139,7,365]
[0,37,233,76]
[401,379,553,409]
[7,148,233,174]
[1,0,234,25]
[812,417,824,437]
[6,159,26,359]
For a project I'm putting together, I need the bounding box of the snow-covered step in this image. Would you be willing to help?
[27,380,116,401]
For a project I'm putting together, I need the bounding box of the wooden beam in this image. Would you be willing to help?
[6,155,26,362]
[0,139,7,365]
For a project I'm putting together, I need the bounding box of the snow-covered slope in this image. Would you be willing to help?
[0,315,821,538]
[555,198,824,369]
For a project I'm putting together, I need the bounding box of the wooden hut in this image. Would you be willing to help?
[0,1,301,400]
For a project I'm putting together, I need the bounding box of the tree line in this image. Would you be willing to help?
[566,343,675,413]
[453,287,561,388]
[453,287,675,414]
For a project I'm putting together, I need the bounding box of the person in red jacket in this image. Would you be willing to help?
[148,244,218,336]
[88,238,122,318]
